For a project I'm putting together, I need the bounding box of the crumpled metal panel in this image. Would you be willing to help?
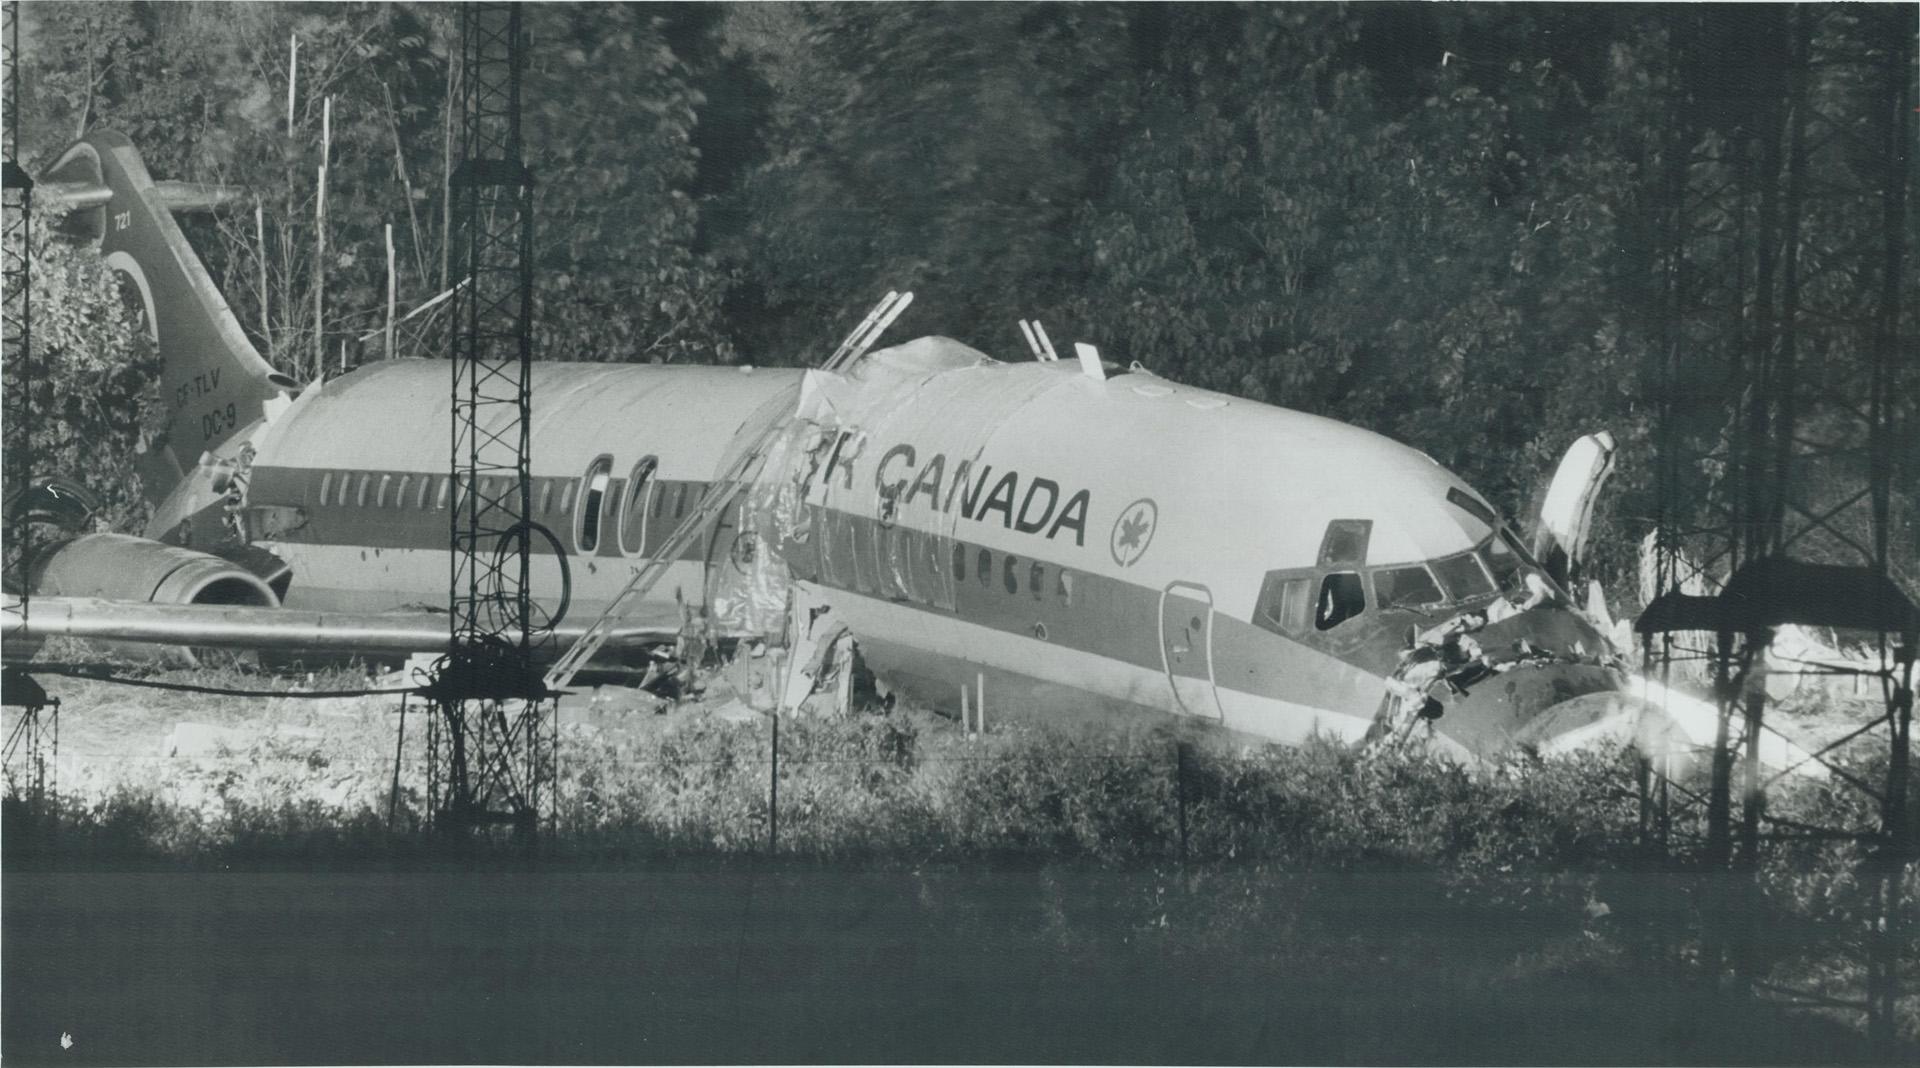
[705,382,806,638]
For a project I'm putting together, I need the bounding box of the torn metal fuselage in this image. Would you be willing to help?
[28,131,1660,762]
[743,337,1652,762]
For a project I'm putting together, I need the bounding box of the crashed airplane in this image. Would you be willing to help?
[5,132,1666,761]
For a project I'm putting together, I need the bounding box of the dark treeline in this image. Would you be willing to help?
[12,2,1915,604]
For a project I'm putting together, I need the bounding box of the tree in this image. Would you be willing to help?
[521,3,732,364]
[8,222,162,534]
[723,1,1133,361]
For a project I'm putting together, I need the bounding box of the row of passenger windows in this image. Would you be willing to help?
[1256,534,1525,636]
[954,542,1076,605]
[316,459,1092,617]
[811,512,1080,618]
[313,454,700,555]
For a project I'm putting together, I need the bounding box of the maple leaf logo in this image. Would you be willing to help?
[1109,498,1158,566]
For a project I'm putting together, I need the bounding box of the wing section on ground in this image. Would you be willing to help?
[1,596,676,663]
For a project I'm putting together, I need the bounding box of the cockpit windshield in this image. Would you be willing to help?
[1432,552,1494,600]
[1255,528,1560,642]
[1373,565,1443,609]
[1478,529,1534,596]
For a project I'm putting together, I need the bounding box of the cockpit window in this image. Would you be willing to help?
[1432,552,1494,600]
[1372,565,1442,610]
[1445,486,1498,527]
[1480,532,1526,594]
[1256,573,1316,635]
[1316,572,1366,630]
[1317,520,1373,568]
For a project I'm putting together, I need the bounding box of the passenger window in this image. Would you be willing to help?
[1030,561,1045,599]
[953,542,967,582]
[377,474,394,508]
[1003,554,1019,595]
[319,472,332,505]
[436,476,450,510]
[539,479,554,514]
[1316,572,1366,630]
[1255,573,1315,635]
[557,481,575,515]
[977,548,992,587]
[355,474,370,508]
[619,456,658,557]
[1057,569,1073,606]
[576,455,613,552]
[1432,552,1494,600]
[416,476,431,510]
[337,473,351,507]
[1373,565,1442,610]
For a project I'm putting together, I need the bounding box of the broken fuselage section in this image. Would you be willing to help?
[739,337,1638,759]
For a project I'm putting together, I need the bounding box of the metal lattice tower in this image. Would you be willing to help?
[3,0,33,598]
[1637,8,1914,1053]
[430,1,555,837]
[2,669,56,805]
[3,0,57,814]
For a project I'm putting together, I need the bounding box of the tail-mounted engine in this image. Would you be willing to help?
[28,532,282,608]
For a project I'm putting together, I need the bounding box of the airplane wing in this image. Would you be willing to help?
[1,595,679,664]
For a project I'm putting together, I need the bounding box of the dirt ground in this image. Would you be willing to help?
[7,640,1898,824]
[10,647,793,822]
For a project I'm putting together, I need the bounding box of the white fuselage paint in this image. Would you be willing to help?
[233,340,1634,756]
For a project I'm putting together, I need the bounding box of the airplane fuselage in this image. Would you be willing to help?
[238,338,1627,757]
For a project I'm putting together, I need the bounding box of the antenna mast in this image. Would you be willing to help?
[430,0,555,838]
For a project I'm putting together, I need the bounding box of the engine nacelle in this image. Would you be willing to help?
[29,533,280,608]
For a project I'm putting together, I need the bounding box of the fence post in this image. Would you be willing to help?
[387,694,407,832]
[1175,741,1190,864]
[768,710,779,856]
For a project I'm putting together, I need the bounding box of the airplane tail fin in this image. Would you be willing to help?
[39,132,294,516]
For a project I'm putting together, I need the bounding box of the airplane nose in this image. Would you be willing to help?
[1504,690,1688,759]
[1422,660,1647,759]
[1438,671,1822,776]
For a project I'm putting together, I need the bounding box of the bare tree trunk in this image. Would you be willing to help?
[441,49,456,293]
[1764,7,1812,540]
[287,34,298,132]
[382,81,431,287]
[313,95,331,382]
[385,223,396,361]
[255,199,270,351]
[77,40,93,139]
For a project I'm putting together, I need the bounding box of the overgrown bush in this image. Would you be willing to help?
[9,708,1910,989]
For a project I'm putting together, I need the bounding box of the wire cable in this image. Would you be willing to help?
[16,663,416,700]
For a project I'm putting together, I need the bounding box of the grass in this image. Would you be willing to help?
[3,665,1916,1062]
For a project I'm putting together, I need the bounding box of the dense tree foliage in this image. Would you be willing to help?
[11,229,160,533]
[9,2,1914,606]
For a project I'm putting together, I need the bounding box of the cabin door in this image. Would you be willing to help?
[1158,582,1224,722]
